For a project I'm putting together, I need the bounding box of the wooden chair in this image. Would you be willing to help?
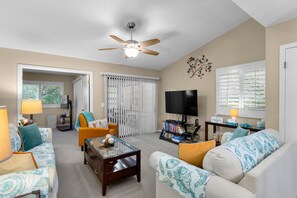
[78,113,118,151]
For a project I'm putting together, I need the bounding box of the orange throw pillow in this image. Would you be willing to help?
[178,140,216,168]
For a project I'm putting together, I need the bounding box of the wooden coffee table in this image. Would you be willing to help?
[84,136,141,196]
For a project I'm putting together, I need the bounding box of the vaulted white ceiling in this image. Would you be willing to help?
[1,1,297,70]
[0,0,249,70]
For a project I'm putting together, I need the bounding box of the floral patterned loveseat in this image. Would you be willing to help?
[0,124,58,198]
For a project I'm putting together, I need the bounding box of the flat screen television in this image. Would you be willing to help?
[165,90,198,117]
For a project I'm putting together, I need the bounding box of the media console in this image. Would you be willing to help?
[159,120,201,144]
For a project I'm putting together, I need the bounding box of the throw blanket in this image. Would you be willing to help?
[222,131,281,174]
[157,153,214,198]
[74,112,95,130]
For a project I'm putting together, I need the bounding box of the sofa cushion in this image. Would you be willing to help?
[18,124,42,151]
[0,152,37,175]
[203,129,281,183]
[178,140,215,168]
[9,123,22,152]
[28,143,56,168]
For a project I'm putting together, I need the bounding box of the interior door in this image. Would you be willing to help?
[73,77,84,123]
[282,45,297,142]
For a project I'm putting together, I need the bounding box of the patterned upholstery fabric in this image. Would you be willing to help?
[28,143,56,169]
[157,153,214,198]
[222,131,281,174]
[9,123,22,152]
[0,167,49,198]
[39,128,50,143]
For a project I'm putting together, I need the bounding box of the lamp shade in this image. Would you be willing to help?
[229,108,239,118]
[21,99,43,115]
[0,106,12,162]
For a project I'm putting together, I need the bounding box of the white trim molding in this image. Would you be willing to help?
[279,41,297,142]
[18,64,94,119]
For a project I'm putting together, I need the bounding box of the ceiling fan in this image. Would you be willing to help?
[99,22,160,58]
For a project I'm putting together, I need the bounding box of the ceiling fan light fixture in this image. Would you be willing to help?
[124,46,139,58]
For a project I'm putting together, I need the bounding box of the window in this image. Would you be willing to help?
[23,81,64,108]
[216,61,265,118]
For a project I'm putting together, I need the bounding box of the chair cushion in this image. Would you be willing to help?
[230,126,249,140]
[179,140,216,168]
[18,124,42,151]
[0,152,37,175]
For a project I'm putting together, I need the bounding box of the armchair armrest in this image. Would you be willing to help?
[79,127,109,147]
[0,167,49,198]
[108,123,118,137]
[39,128,53,143]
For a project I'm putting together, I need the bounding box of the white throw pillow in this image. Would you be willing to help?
[88,119,108,128]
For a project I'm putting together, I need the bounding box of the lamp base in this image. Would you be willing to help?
[28,114,35,125]
[227,117,237,123]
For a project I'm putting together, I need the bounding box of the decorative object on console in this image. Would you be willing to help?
[210,114,223,123]
[186,55,212,78]
[0,106,13,163]
[21,99,43,124]
[257,118,265,129]
[228,108,239,123]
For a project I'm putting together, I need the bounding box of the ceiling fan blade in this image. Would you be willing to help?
[109,35,126,44]
[98,48,121,51]
[141,48,159,56]
[139,39,160,47]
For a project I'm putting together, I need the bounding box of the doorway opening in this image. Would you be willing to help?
[18,64,93,129]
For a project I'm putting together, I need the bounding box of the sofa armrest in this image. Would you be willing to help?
[221,132,233,144]
[0,167,50,197]
[150,151,255,198]
[39,128,53,143]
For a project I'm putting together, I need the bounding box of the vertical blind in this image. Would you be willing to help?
[103,73,158,137]
[216,61,265,118]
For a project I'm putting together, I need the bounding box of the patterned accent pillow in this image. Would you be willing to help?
[9,123,22,152]
[88,119,108,128]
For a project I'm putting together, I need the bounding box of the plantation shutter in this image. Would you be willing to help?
[216,61,265,118]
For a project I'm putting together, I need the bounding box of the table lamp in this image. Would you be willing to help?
[228,108,239,123]
[0,106,12,163]
[21,99,43,124]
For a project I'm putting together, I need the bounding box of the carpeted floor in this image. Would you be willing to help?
[52,129,178,198]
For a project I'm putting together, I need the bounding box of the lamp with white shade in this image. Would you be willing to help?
[21,99,43,124]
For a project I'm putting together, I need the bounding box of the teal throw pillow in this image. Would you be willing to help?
[18,124,42,151]
[230,126,249,141]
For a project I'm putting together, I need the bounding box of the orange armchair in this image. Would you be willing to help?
[78,113,118,151]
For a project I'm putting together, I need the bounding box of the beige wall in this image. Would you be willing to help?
[159,19,265,140]
[0,48,160,125]
[22,72,76,126]
[265,17,297,130]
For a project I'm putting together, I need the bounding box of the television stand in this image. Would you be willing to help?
[57,100,73,132]
[159,120,201,144]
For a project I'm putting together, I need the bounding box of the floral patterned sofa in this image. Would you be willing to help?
[150,129,297,198]
[0,124,58,198]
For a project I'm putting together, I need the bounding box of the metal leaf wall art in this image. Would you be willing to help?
[186,55,212,79]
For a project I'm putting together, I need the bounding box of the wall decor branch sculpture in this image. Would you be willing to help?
[186,55,212,78]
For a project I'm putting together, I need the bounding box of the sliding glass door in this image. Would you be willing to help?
[104,74,157,137]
